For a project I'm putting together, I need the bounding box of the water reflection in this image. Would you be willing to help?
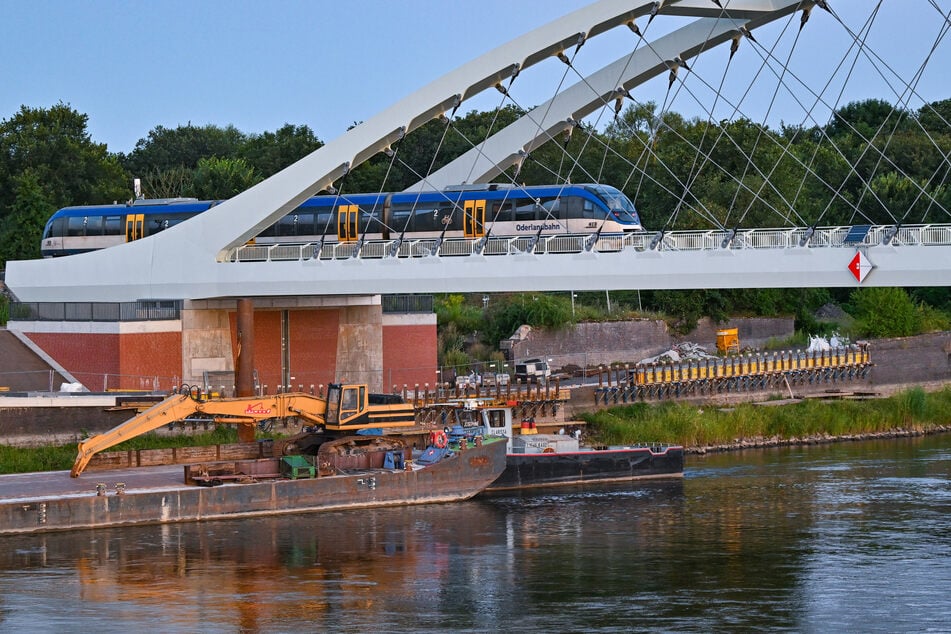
[0,434,948,632]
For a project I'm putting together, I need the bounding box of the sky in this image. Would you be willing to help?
[2,1,949,155]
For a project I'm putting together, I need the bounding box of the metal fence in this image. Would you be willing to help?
[382,294,434,314]
[8,300,182,322]
[226,224,951,263]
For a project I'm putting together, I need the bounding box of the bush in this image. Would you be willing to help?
[849,287,920,337]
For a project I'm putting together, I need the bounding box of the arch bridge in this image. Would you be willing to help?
[6,0,951,303]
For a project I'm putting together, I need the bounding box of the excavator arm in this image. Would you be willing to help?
[71,392,330,477]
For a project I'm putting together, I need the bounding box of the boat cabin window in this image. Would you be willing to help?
[457,409,481,428]
[485,409,507,431]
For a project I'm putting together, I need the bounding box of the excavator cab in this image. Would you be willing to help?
[324,383,368,430]
[323,383,415,432]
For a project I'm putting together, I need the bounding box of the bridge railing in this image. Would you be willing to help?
[225,224,951,263]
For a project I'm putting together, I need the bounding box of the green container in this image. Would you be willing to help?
[280,455,316,479]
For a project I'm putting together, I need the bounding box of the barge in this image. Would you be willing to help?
[0,433,507,535]
[428,399,684,490]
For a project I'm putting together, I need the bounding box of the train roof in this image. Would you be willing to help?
[49,200,219,218]
[47,184,624,218]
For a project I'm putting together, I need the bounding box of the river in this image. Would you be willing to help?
[1,434,948,633]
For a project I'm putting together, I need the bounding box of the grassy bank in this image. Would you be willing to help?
[580,386,951,449]
[0,427,243,475]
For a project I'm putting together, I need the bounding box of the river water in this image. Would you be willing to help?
[1,434,948,633]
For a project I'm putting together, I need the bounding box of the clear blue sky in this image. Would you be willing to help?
[3,1,947,155]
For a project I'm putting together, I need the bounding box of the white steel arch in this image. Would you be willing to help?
[7,0,950,304]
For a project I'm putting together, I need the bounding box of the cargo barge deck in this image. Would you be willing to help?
[0,435,507,535]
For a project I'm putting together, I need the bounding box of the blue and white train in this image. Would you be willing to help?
[40,183,642,257]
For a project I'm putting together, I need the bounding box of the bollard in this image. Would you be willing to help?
[115,482,126,496]
[96,483,107,497]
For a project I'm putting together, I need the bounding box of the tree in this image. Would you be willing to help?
[0,170,54,264]
[122,123,246,176]
[190,157,260,199]
[0,103,127,266]
[848,287,920,338]
[238,124,323,178]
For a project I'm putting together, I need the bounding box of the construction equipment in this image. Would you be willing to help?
[70,383,415,477]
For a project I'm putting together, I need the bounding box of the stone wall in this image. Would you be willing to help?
[506,317,795,369]
[867,332,951,386]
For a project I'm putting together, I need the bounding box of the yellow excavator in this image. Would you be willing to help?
[70,383,416,477]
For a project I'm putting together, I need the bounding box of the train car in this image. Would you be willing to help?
[40,183,642,257]
[40,198,219,257]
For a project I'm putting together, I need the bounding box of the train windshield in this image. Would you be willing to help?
[586,184,641,226]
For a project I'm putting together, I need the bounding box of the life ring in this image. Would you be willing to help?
[430,430,448,449]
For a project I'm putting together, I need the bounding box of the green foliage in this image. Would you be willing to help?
[849,287,920,337]
[0,103,127,266]
[651,289,727,333]
[0,294,8,325]
[582,387,951,447]
[0,443,76,474]
[122,123,246,174]
[0,170,53,263]
[916,302,951,333]
[482,293,574,347]
[435,294,483,333]
[191,156,260,199]
[440,347,470,374]
[238,124,323,178]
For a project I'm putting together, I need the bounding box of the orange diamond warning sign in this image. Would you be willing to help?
[848,251,873,283]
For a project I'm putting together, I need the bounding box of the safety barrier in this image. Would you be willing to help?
[594,344,872,405]
[227,224,951,263]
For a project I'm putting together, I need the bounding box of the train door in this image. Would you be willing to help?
[124,213,145,242]
[337,204,359,242]
[463,199,486,238]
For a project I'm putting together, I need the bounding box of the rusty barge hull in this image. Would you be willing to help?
[0,439,507,535]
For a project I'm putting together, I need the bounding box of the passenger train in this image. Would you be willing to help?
[40,183,642,257]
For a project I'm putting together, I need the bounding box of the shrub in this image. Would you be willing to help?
[849,287,920,337]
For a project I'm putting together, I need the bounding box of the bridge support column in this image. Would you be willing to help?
[335,305,384,392]
[235,298,256,443]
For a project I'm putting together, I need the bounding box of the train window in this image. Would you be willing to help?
[434,204,454,231]
[296,213,315,235]
[361,209,382,233]
[391,206,412,232]
[413,208,438,233]
[147,218,163,234]
[491,201,513,222]
[514,198,538,222]
[315,211,334,234]
[67,216,86,237]
[259,222,278,238]
[50,217,66,238]
[85,216,103,235]
[582,198,596,219]
[104,216,122,235]
[274,215,295,237]
[538,197,560,219]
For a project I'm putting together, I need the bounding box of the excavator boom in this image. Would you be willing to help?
[70,392,330,477]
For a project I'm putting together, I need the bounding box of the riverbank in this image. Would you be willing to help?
[581,385,951,456]
[685,424,951,455]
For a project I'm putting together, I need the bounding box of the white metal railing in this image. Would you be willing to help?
[226,224,951,263]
